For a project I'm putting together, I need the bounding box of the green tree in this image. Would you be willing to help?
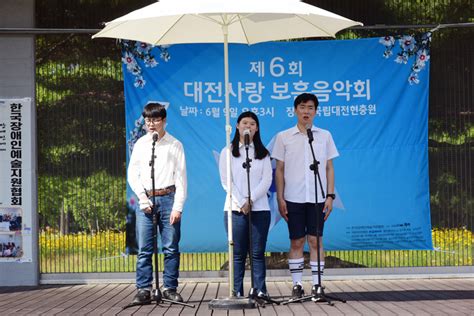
[38,172,126,232]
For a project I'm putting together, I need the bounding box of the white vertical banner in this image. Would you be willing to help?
[0,98,33,262]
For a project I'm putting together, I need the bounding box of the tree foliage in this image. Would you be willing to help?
[35,0,473,231]
[39,171,126,232]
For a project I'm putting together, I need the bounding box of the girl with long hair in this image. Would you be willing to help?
[218,111,272,298]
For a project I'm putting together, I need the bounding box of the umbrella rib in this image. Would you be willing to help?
[236,14,251,44]
[92,20,131,39]
[295,14,336,38]
[194,14,224,26]
[200,13,250,26]
[228,13,251,25]
[152,14,187,45]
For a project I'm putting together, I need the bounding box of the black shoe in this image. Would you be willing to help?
[131,289,151,305]
[291,284,304,300]
[311,285,325,301]
[163,289,183,302]
[257,291,270,300]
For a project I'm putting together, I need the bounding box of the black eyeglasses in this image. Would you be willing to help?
[144,118,162,124]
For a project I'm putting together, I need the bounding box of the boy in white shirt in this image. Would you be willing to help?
[127,103,187,305]
[271,93,339,299]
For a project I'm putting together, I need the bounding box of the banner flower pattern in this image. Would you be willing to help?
[120,40,171,88]
[379,32,431,85]
[127,116,147,156]
[123,38,433,252]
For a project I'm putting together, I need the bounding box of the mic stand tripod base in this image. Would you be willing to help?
[282,285,346,306]
[151,288,196,308]
[248,288,282,307]
[312,285,346,304]
[209,296,256,310]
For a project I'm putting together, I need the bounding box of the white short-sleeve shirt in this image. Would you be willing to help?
[271,125,339,203]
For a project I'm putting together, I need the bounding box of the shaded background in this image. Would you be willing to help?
[31,0,472,272]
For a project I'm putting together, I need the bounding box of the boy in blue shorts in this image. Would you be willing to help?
[272,93,339,299]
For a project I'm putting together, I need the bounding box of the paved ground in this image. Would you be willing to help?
[0,278,473,315]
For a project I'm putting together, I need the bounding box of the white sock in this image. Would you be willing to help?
[289,258,304,285]
[310,261,325,285]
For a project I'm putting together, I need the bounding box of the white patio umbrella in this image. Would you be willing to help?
[93,0,361,304]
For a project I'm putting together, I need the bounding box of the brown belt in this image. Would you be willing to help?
[146,185,176,197]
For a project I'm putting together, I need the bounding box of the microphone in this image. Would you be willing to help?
[306,124,314,142]
[152,132,159,143]
[243,129,250,149]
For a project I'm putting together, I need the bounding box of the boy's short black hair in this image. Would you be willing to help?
[294,93,319,109]
[142,102,167,119]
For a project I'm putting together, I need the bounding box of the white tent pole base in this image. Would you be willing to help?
[222,22,236,299]
[209,297,256,310]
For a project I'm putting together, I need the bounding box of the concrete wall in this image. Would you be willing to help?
[0,0,38,286]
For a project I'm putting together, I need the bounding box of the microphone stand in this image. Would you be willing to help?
[283,128,345,306]
[209,137,257,311]
[125,134,194,309]
[244,143,281,307]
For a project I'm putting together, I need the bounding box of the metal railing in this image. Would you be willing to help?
[32,28,472,273]
[28,0,474,273]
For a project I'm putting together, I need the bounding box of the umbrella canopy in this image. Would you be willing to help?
[93,0,361,45]
[93,0,362,299]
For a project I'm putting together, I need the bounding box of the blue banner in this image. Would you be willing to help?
[123,36,433,252]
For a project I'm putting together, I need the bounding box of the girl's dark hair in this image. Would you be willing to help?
[142,102,167,119]
[231,111,269,160]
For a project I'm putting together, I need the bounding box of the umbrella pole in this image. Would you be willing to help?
[209,21,255,311]
[223,24,234,299]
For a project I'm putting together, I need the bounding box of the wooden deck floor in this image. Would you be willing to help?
[0,278,473,315]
